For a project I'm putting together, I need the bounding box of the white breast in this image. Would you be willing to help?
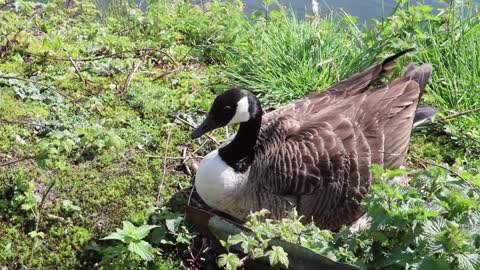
[194,150,248,214]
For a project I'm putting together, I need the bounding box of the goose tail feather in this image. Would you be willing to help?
[404,62,437,127]
[414,105,438,127]
[405,62,432,98]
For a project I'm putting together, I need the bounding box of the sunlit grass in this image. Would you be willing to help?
[224,14,382,105]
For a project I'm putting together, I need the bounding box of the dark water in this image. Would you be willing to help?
[127,0,476,23]
[236,0,447,23]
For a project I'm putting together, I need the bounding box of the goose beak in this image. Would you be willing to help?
[191,116,217,139]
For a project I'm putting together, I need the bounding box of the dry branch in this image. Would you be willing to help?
[24,48,178,65]
[156,116,178,207]
[441,107,480,120]
[411,155,480,195]
[0,0,14,9]
[152,66,181,81]
[176,115,220,145]
[0,157,32,167]
[69,57,88,87]
[0,75,72,99]
[122,62,140,94]
[0,119,43,127]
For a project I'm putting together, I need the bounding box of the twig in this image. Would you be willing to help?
[122,62,140,94]
[176,116,220,145]
[183,139,210,164]
[0,119,44,127]
[47,214,65,222]
[64,0,72,9]
[147,155,183,159]
[152,66,181,82]
[39,181,56,211]
[411,155,480,195]
[187,187,195,207]
[24,48,178,65]
[69,57,88,87]
[441,107,480,120]
[156,116,178,207]
[0,0,14,9]
[182,147,192,176]
[0,157,32,167]
[0,75,72,99]
[330,62,340,82]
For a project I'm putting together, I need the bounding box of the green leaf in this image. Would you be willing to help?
[150,227,167,245]
[28,231,45,239]
[262,0,276,7]
[217,253,241,270]
[165,218,179,233]
[251,10,263,19]
[269,10,283,18]
[101,232,125,242]
[240,235,259,253]
[266,246,289,268]
[122,220,135,232]
[228,233,246,246]
[62,200,81,212]
[419,257,449,270]
[128,240,155,261]
[134,224,159,240]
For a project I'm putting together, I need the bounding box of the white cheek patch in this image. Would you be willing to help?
[228,96,250,124]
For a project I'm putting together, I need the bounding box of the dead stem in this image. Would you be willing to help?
[24,48,178,65]
[411,154,480,195]
[0,75,73,100]
[176,116,220,145]
[441,107,480,120]
[0,156,35,167]
[152,66,182,81]
[183,139,210,164]
[156,116,178,207]
[121,62,140,94]
[69,56,88,87]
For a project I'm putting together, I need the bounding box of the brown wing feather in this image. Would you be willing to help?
[262,49,415,123]
[251,55,430,229]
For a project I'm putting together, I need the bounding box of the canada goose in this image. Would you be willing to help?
[191,50,436,230]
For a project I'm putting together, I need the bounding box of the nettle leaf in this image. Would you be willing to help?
[101,232,126,243]
[240,235,259,253]
[128,240,155,261]
[228,233,246,246]
[165,218,181,233]
[150,227,167,244]
[134,225,159,240]
[266,246,289,268]
[419,257,450,270]
[121,221,137,237]
[217,253,241,270]
[456,253,480,270]
[101,245,126,261]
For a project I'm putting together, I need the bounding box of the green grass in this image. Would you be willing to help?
[0,0,479,269]
[224,13,378,104]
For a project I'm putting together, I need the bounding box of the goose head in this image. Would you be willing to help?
[191,88,262,139]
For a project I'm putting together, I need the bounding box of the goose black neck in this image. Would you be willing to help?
[219,96,262,172]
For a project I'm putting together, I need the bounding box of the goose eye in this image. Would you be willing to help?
[224,106,233,112]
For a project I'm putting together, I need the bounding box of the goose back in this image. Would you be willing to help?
[246,58,432,230]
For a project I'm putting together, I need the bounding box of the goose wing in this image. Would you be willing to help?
[262,49,414,120]
[253,62,430,199]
